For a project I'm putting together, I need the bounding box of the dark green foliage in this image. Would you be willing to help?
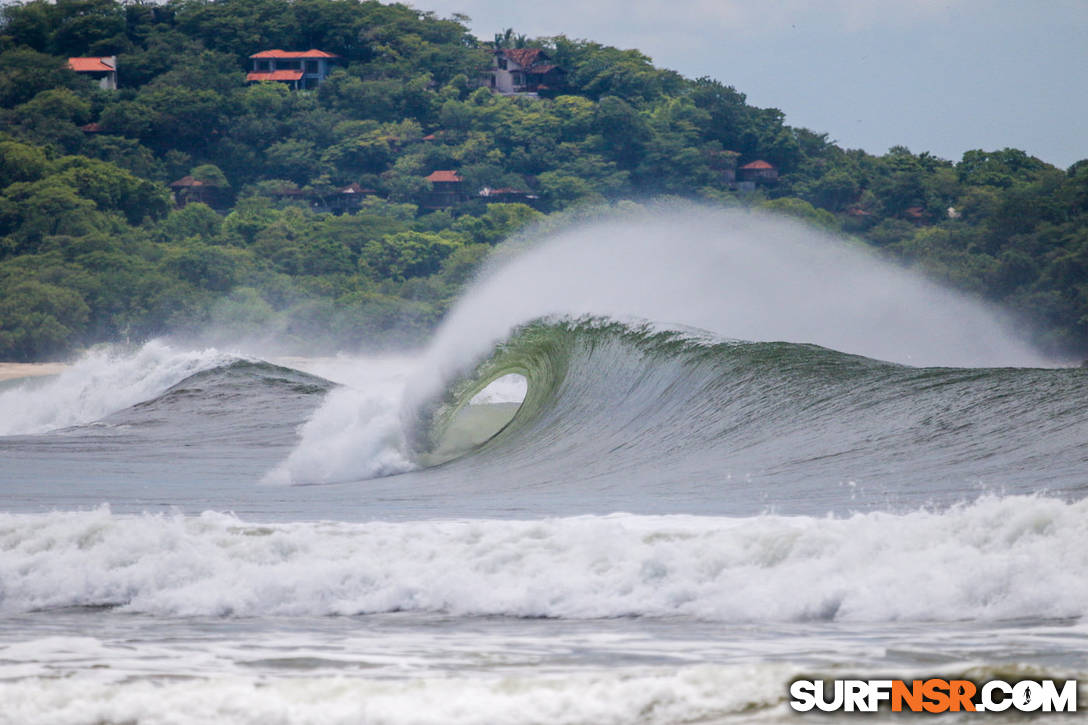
[361,231,459,281]
[0,48,80,106]
[0,0,1086,359]
[0,279,90,359]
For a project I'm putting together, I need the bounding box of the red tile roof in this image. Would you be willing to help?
[246,70,304,82]
[250,49,338,59]
[425,170,462,183]
[497,48,547,67]
[68,57,115,72]
[739,160,775,170]
[79,122,103,133]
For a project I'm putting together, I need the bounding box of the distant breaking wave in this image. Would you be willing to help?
[0,342,246,436]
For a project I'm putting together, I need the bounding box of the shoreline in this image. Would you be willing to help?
[0,362,68,382]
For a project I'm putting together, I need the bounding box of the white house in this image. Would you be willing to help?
[484,48,566,95]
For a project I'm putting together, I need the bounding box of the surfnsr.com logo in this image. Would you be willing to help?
[789,679,1077,713]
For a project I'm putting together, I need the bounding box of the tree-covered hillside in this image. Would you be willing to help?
[1,0,1086,360]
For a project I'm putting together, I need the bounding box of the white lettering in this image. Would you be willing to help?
[1041,680,1077,712]
[789,680,816,712]
[982,680,1012,712]
[1013,680,1043,712]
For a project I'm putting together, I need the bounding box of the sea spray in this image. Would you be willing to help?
[416,206,1047,406]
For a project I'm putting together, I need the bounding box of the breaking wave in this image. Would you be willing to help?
[2,496,1086,621]
[0,342,248,436]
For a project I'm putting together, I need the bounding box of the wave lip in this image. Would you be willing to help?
[2,496,1085,622]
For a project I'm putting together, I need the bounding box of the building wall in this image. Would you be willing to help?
[252,57,333,88]
[489,54,537,94]
[491,69,512,93]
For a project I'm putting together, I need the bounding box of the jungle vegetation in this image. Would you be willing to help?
[1,0,1086,360]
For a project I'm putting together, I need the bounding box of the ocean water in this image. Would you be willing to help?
[1,210,1086,724]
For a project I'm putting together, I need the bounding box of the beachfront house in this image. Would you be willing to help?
[247,49,339,89]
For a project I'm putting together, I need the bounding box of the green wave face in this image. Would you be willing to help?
[417,316,885,464]
[408,316,1088,515]
[416,318,573,466]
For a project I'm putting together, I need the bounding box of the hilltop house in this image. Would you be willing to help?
[327,183,377,214]
[247,49,338,89]
[483,48,566,95]
[421,170,466,208]
[737,160,778,186]
[268,182,376,214]
[170,175,229,208]
[68,56,117,90]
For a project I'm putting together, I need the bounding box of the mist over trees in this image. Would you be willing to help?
[1,0,1086,360]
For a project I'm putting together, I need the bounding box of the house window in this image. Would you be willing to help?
[513,72,523,86]
[497,57,507,70]
[305,60,318,74]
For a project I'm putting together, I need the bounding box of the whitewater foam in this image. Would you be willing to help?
[261,356,418,485]
[0,341,244,436]
[0,664,792,725]
[2,496,1084,621]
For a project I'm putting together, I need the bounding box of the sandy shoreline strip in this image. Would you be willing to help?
[0,363,69,382]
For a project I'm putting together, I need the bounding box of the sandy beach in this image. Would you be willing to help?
[0,362,68,381]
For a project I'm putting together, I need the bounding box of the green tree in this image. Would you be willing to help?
[159,202,222,241]
[0,48,77,106]
[0,280,90,359]
[0,140,49,187]
[361,231,461,281]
